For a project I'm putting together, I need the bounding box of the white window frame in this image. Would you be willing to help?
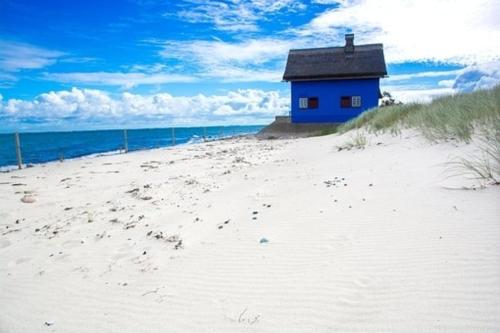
[352,96,361,108]
[299,97,308,109]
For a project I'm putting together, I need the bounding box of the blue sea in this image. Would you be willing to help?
[0,125,264,169]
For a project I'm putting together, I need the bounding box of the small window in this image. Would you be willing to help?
[341,96,351,108]
[308,97,319,109]
[352,96,361,107]
[299,97,319,109]
[299,97,308,109]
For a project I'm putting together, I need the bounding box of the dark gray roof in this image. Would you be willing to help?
[283,43,387,81]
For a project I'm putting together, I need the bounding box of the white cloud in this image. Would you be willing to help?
[297,0,500,64]
[175,0,306,32]
[161,39,291,66]
[385,69,463,82]
[452,60,500,92]
[154,0,500,85]
[381,86,455,104]
[128,63,168,73]
[159,38,291,82]
[42,72,197,89]
[438,79,455,88]
[312,0,348,5]
[39,37,292,87]
[0,40,65,72]
[0,87,289,127]
[382,61,500,102]
[200,66,283,83]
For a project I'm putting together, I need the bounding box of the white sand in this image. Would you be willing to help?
[0,131,499,332]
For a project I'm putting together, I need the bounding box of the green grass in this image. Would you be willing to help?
[337,86,500,142]
[318,127,338,136]
[332,86,500,184]
[338,103,423,135]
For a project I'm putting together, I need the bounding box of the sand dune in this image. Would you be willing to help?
[0,131,499,332]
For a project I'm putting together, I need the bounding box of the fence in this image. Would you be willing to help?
[0,126,264,169]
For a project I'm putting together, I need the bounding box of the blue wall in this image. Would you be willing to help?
[290,78,380,123]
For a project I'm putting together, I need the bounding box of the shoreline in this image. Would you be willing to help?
[0,132,259,172]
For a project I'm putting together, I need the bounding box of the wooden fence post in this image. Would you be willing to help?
[123,129,128,153]
[171,127,176,145]
[14,132,23,169]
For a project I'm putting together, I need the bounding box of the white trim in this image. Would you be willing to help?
[352,96,361,107]
[299,97,308,109]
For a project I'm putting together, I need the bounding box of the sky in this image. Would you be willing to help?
[0,0,499,132]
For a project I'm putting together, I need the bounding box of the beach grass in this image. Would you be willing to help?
[336,86,500,183]
[336,131,367,151]
[338,86,500,142]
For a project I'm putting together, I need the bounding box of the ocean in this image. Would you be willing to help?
[0,125,264,169]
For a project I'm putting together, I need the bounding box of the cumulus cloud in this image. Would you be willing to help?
[452,61,500,92]
[296,0,500,64]
[153,0,500,85]
[383,61,500,102]
[0,87,289,129]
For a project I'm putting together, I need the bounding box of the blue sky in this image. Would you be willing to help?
[0,0,499,132]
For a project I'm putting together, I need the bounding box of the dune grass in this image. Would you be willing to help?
[336,132,367,151]
[447,124,500,184]
[335,86,500,184]
[338,86,500,142]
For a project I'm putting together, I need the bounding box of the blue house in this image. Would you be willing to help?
[283,34,387,123]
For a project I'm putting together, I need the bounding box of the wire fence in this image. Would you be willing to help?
[0,125,264,169]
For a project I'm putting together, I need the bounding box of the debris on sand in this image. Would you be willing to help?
[217,220,230,230]
[174,240,183,250]
[20,195,36,203]
[147,231,180,244]
[126,188,140,194]
[259,238,269,244]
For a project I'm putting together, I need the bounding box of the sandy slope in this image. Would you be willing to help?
[0,131,499,333]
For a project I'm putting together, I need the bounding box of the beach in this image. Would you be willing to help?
[0,131,499,332]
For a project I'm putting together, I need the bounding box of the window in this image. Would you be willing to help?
[299,97,319,109]
[299,97,308,109]
[341,96,351,108]
[352,96,361,107]
[340,96,362,108]
[308,97,319,109]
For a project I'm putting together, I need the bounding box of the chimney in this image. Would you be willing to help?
[344,33,354,55]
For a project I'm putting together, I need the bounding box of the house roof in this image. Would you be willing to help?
[283,43,387,81]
